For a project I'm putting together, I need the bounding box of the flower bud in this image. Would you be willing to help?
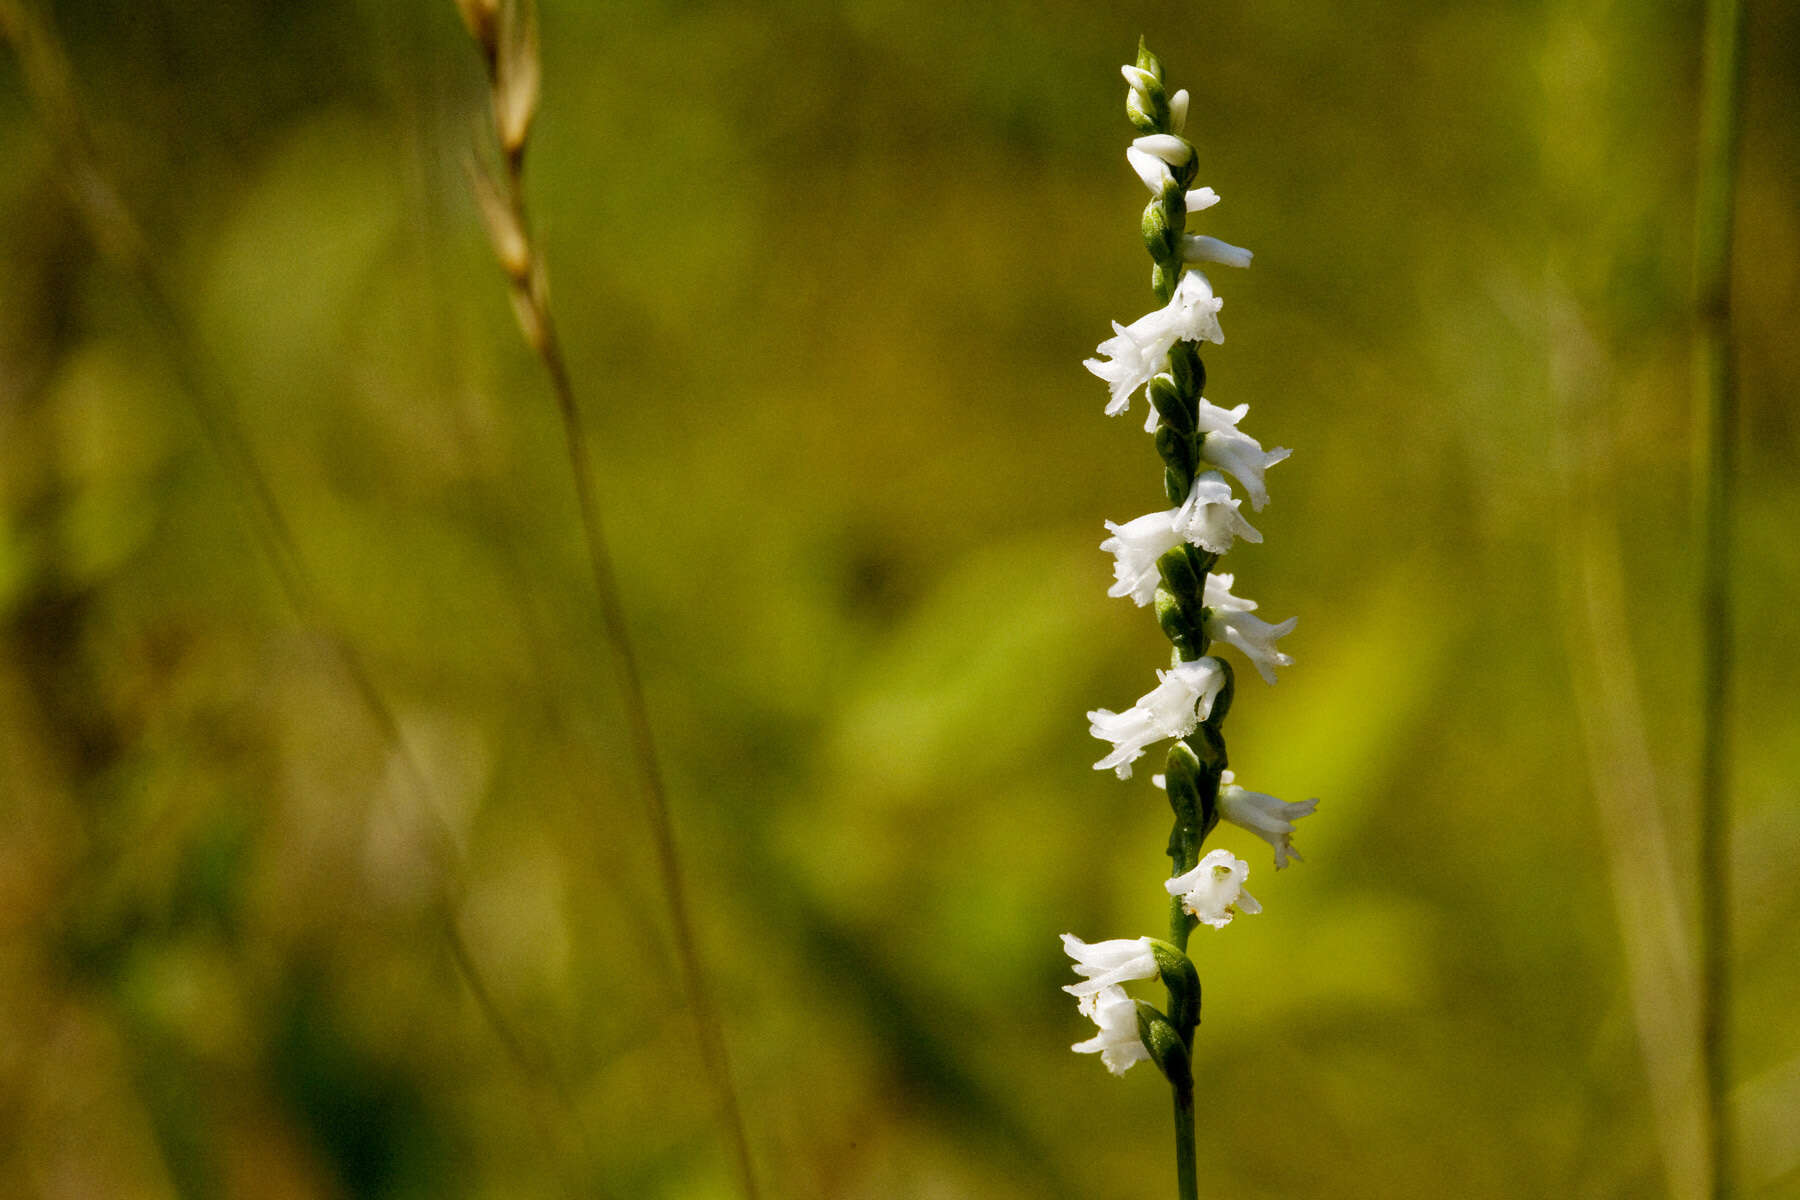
[1134,1000,1192,1090]
[1162,738,1221,845]
[1147,939,1203,1034]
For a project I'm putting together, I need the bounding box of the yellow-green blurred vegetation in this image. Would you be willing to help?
[2,0,1796,1196]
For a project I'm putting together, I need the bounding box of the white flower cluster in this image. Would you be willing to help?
[1059,846,1264,1076]
[1063,56,1320,1079]
[1085,68,1297,777]
[1060,935,1156,1075]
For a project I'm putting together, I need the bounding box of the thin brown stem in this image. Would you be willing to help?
[1693,0,1744,1194]
[462,4,761,1195]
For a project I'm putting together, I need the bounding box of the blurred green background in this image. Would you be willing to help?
[2,0,1796,1196]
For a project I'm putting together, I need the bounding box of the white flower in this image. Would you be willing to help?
[1202,573,1296,684]
[1166,848,1262,929]
[1070,983,1149,1075]
[1085,271,1224,420]
[1125,147,1220,215]
[1181,233,1254,269]
[1099,511,1181,606]
[1126,144,1175,192]
[1195,397,1249,431]
[1132,133,1192,170]
[1168,88,1189,133]
[1060,934,1158,997]
[1193,399,1290,510]
[1101,477,1262,607]
[1089,657,1225,779]
[1174,470,1263,555]
[1217,770,1319,869]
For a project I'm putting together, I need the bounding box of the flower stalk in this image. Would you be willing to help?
[455,5,759,1196]
[1061,41,1317,1199]
[1693,0,1744,1193]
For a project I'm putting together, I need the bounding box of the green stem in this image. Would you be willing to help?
[1133,42,1215,1200]
[1173,1081,1198,1200]
[1694,0,1743,1195]
[1169,896,1195,951]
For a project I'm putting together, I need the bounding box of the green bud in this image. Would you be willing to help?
[1126,41,1172,133]
[1136,37,1163,82]
[1186,720,1227,774]
[1124,64,1168,133]
[1154,588,1203,660]
[1151,261,1179,304]
[1168,341,1205,398]
[1164,740,1201,824]
[1140,198,1178,264]
[1148,373,1195,434]
[1147,939,1203,1037]
[1156,544,1202,602]
[1154,420,1195,473]
[1162,466,1188,507]
[1134,1000,1192,1090]
[1164,737,1221,845]
[1158,179,1186,242]
[1153,425,1195,505]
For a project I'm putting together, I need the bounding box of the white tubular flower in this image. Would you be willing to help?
[1166,848,1262,929]
[1194,397,1249,431]
[1185,186,1220,212]
[1125,147,1218,215]
[1088,657,1225,779]
[1103,476,1261,606]
[1167,88,1189,133]
[1131,133,1192,170]
[1180,233,1254,269]
[1085,271,1224,419]
[1086,319,1159,416]
[1070,983,1150,1075]
[1217,770,1319,869]
[1193,398,1289,511]
[1202,573,1296,684]
[1126,145,1174,192]
[1100,511,1181,606]
[1061,934,1158,997]
[1174,470,1262,555]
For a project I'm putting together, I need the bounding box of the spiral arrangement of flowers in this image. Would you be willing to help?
[1061,41,1319,1199]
